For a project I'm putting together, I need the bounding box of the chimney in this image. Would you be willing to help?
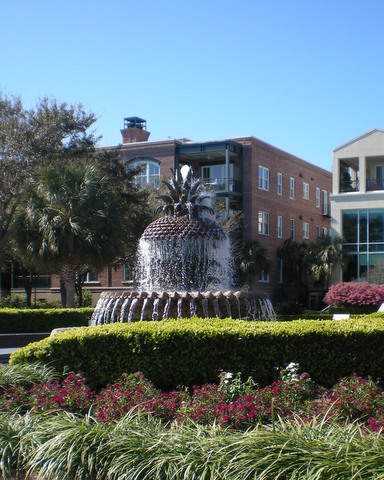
[121,116,150,144]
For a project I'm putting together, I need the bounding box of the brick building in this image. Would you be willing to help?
[12,117,332,307]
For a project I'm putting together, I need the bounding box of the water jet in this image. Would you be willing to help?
[90,165,275,324]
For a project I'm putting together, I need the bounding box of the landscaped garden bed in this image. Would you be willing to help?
[4,312,384,478]
[2,361,384,479]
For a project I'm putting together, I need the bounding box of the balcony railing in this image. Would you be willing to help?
[367,178,384,191]
[203,177,242,194]
[339,179,359,192]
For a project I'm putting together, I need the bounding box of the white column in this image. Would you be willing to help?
[332,156,340,194]
[359,156,366,193]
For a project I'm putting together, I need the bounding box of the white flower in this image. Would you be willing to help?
[286,362,298,371]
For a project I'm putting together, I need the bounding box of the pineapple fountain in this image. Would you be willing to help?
[90,166,275,324]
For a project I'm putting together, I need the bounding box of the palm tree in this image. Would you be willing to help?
[277,238,308,296]
[305,236,345,289]
[12,160,130,307]
[239,240,271,286]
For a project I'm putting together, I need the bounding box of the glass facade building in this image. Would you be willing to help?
[342,208,384,281]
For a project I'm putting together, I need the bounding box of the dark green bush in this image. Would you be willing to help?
[0,308,93,333]
[10,314,384,390]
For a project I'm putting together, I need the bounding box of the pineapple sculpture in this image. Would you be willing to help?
[137,165,232,292]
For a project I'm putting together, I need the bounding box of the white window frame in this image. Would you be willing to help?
[123,264,134,282]
[303,182,309,200]
[290,177,295,199]
[316,225,321,238]
[258,166,270,191]
[303,221,309,239]
[277,172,283,195]
[127,157,160,188]
[85,271,99,283]
[277,215,283,238]
[322,190,328,215]
[258,211,270,235]
[259,270,270,283]
[322,227,328,237]
[316,187,320,208]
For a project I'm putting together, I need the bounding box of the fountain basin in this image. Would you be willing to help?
[90,290,276,325]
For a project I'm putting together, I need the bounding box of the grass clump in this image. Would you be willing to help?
[1,362,384,478]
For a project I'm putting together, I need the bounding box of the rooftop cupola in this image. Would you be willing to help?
[121,116,151,143]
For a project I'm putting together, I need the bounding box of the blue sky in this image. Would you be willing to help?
[1,0,384,171]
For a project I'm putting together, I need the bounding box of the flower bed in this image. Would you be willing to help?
[2,362,384,433]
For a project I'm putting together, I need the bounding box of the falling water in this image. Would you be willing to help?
[136,235,233,292]
[89,164,276,324]
[90,291,276,325]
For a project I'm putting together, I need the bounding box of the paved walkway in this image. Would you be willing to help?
[0,347,18,363]
[0,333,50,364]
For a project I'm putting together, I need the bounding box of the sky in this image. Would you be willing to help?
[1,0,384,172]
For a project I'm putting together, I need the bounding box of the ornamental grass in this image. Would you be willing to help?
[1,362,384,478]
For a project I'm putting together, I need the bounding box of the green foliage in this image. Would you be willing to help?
[0,362,58,391]
[2,410,384,480]
[0,295,62,309]
[10,315,384,390]
[0,308,92,333]
[74,288,92,308]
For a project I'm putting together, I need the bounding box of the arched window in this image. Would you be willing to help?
[126,157,160,188]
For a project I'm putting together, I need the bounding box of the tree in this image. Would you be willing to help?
[239,240,271,287]
[277,238,307,284]
[12,159,147,307]
[0,94,98,262]
[0,94,30,257]
[276,238,308,301]
[305,236,344,289]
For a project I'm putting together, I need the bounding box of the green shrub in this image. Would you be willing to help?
[10,315,384,390]
[0,308,93,333]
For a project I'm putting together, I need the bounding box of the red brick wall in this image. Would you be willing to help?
[238,136,331,296]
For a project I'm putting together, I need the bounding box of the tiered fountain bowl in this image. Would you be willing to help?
[90,165,276,325]
[90,290,276,325]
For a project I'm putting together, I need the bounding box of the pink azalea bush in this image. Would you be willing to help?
[2,367,384,433]
[324,281,384,308]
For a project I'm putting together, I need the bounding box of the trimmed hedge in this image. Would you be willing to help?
[0,308,93,333]
[9,314,384,390]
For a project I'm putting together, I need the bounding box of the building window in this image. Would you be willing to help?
[259,270,270,283]
[290,177,295,199]
[303,182,309,200]
[123,264,134,282]
[126,157,160,188]
[290,218,295,240]
[258,166,269,191]
[303,222,309,239]
[258,211,269,235]
[322,227,328,237]
[202,164,234,191]
[277,215,283,238]
[277,172,283,195]
[322,190,328,215]
[86,271,99,282]
[316,187,320,208]
[277,258,283,283]
[316,225,321,238]
[342,208,384,282]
